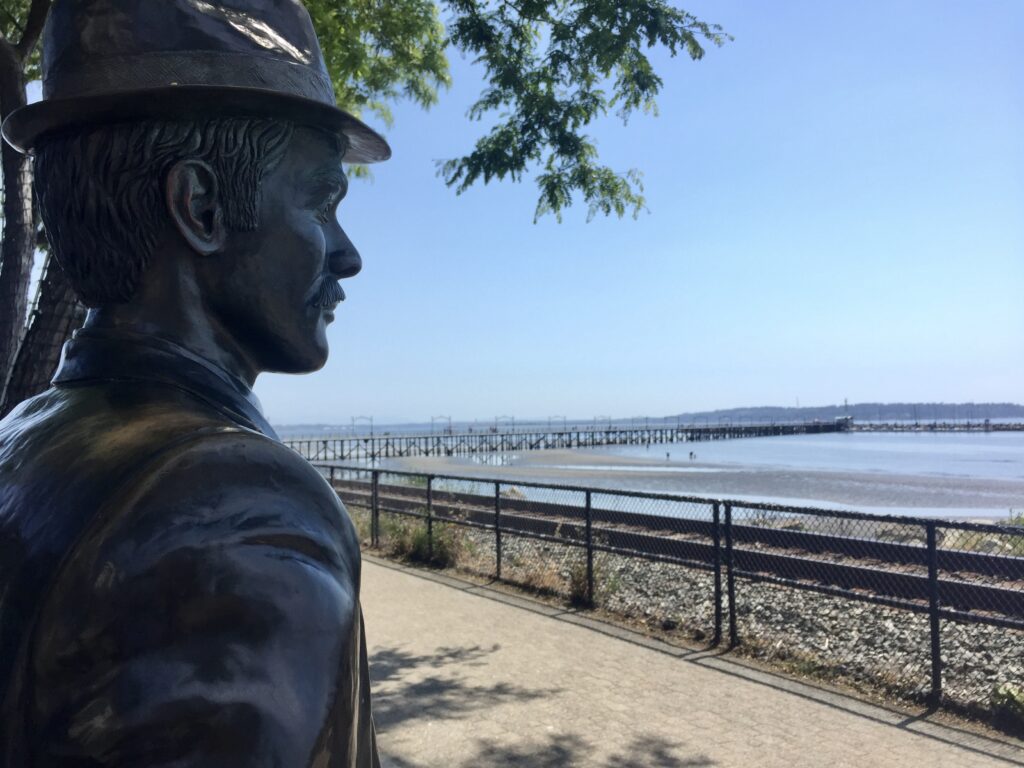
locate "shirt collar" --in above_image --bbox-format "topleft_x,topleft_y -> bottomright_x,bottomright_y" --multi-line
52,327 -> 279,440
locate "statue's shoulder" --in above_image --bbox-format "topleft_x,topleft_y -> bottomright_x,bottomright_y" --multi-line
133,425 -> 337,506
0,381 -> 353,563
107,426 -> 357,560
1,378 -> 249,463
32,426 -> 362,644
23,438 -> 366,766
116,428 -> 348,528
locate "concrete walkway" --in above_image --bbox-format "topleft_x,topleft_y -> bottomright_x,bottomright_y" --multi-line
361,557 -> 1024,768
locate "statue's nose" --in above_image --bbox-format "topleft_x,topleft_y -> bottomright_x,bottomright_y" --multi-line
328,226 -> 361,278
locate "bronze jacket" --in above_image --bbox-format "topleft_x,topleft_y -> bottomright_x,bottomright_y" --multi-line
0,329 -> 380,767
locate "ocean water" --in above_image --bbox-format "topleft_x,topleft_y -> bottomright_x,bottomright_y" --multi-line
578,431 -> 1024,482
432,431 -> 1024,520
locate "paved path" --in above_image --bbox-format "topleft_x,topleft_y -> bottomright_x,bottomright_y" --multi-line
361,557 -> 1024,768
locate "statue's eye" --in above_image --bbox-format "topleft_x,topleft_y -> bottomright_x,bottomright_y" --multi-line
315,195 -> 338,224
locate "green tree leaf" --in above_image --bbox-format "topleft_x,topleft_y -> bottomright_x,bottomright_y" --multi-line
440,0 -> 729,220
0,0 -> 41,78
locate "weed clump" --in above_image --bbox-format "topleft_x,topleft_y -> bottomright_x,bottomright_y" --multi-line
992,683 -> 1024,735
379,514 -> 464,569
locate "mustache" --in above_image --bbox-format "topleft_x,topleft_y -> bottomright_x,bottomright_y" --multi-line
309,277 -> 346,308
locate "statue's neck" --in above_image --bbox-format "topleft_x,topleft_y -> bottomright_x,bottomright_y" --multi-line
84,301 -> 259,388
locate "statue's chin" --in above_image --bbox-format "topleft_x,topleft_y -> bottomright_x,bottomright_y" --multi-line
265,342 -> 329,375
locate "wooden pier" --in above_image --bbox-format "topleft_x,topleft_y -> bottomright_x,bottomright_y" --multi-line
286,420 -> 849,462
850,421 -> 1024,433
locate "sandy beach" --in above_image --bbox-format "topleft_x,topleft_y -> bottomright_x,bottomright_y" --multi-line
379,449 -> 1024,518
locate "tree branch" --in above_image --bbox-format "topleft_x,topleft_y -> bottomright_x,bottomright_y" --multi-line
15,0 -> 50,61
0,36 -> 21,116
498,0 -> 548,26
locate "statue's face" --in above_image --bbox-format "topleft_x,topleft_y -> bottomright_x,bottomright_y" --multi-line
206,126 -> 359,375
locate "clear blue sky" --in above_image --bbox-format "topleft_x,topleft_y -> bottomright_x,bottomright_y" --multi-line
258,0 -> 1024,425
117,3 -> 1024,424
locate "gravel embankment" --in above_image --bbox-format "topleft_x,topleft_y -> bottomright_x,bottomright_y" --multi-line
357,507 -> 1024,724
461,526 -> 1019,717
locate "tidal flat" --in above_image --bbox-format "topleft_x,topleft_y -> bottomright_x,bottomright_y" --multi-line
381,433 -> 1024,520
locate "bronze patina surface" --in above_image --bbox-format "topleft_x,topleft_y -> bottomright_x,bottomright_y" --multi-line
0,1 -> 386,765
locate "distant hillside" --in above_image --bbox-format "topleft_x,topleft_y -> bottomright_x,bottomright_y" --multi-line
669,402 -> 1024,423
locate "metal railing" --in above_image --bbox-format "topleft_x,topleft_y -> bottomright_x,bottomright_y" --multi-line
315,463 -> 1024,718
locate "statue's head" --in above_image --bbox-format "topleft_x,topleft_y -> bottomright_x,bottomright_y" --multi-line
2,0 -> 390,377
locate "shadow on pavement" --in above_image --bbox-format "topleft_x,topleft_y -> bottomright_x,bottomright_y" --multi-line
381,733 -> 715,768
371,645 -> 715,766
607,735 -> 717,767
371,643 -> 499,685
467,733 -> 716,767
370,643 -> 560,732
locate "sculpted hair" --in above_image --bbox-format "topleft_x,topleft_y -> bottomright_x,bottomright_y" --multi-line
33,118 -> 294,307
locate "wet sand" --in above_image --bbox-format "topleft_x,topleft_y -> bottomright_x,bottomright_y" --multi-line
381,449 -> 1024,519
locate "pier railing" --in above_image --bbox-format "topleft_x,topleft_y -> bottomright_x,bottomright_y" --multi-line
314,463 -> 1023,724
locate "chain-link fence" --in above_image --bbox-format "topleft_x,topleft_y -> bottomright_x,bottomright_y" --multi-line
584,491 -> 722,643
322,465 -> 725,641
317,463 -> 1024,725
724,502 -> 1024,710
933,520 -> 1024,727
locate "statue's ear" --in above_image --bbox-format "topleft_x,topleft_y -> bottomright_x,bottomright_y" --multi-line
165,160 -> 226,256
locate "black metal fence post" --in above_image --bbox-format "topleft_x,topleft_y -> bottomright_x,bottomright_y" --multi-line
725,502 -> 738,647
495,482 -> 502,579
712,502 -> 722,646
585,490 -> 594,607
926,520 -> 942,706
371,470 -> 380,547
329,466 -> 336,486
426,475 -> 434,562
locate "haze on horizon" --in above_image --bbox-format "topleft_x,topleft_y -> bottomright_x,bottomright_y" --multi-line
254,0 -> 1023,426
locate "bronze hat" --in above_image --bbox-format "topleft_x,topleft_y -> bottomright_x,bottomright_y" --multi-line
1,0 -> 391,163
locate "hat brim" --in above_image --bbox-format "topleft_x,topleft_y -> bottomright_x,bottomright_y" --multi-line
1,85 -> 391,164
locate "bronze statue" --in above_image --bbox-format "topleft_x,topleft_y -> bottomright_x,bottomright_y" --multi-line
0,1 -> 389,764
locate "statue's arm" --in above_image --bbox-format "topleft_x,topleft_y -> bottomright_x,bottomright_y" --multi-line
29,432 -> 375,766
